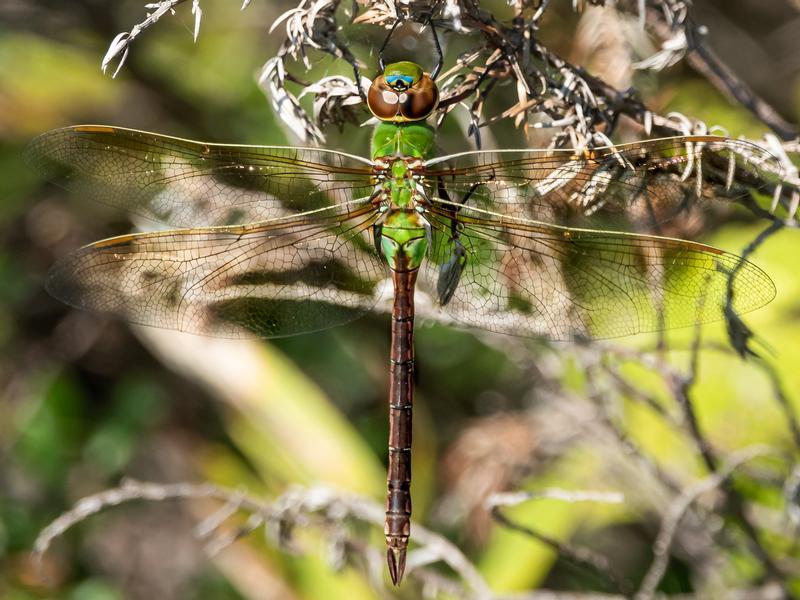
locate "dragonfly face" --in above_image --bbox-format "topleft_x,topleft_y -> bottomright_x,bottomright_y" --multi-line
26,56 -> 782,584
367,61 -> 439,123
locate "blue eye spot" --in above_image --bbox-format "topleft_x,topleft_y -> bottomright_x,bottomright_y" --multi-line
386,75 -> 415,87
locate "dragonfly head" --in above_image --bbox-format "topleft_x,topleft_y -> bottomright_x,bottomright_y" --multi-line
368,61 -> 439,123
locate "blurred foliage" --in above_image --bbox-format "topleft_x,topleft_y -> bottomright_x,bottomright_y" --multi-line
0,0 -> 799,599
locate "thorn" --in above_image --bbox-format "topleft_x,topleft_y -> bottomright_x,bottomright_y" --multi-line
387,547 -> 407,585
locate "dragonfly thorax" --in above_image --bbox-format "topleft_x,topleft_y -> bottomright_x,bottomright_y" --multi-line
371,122 -> 436,159
373,157 -> 431,272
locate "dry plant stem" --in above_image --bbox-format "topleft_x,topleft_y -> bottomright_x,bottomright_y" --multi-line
589,383 -> 684,496
99,1 -> 799,207
499,590 -> 783,600
586,354 -> 726,552
32,479 -> 266,560
486,489 -> 631,594
525,341 -> 792,595
407,571 -> 787,600
645,10 -> 798,141
102,0 -> 198,76
587,364 -> 733,578
672,324 -> 716,474
635,446 -> 775,600
756,359 -> 800,452
591,334 -> 795,584
670,321 -> 790,589
597,359 -> 678,425
725,220 -> 787,358
32,479 -> 492,596
687,44 -> 797,141
580,355 -> 686,496
488,490 -> 625,506
489,506 -> 632,594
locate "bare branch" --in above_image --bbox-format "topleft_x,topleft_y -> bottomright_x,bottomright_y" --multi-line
487,489 -> 625,508
102,1 -> 200,77
489,505 -> 633,595
33,479 -> 492,595
635,446 -> 776,600
641,4 -> 798,140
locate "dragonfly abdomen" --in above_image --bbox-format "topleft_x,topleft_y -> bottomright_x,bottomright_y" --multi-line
385,263 -> 418,585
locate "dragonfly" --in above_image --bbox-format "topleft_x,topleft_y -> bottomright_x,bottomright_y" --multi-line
27,60 -> 781,585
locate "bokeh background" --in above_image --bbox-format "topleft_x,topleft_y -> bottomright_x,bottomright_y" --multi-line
1,1 -> 799,598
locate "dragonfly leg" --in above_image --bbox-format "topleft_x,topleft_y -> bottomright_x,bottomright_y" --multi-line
378,18 -> 404,73
351,60 -> 368,104
428,14 -> 444,80
433,178 -> 479,304
437,239 -> 467,305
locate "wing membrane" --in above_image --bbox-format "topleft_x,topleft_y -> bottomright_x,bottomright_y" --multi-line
26,125 -> 376,227
421,202 -> 775,340
46,203 -> 387,338
425,136 -> 783,232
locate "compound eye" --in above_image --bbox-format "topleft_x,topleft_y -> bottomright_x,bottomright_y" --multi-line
400,74 -> 439,121
367,77 -> 401,120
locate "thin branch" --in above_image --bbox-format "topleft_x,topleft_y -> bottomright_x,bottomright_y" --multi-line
33,479 -> 492,596
669,305 -> 790,591
635,446 -> 775,600
488,489 -> 625,507
102,0 -> 197,77
670,314 -> 718,473
487,491 -> 633,594
755,359 -> 800,452
643,8 -> 797,141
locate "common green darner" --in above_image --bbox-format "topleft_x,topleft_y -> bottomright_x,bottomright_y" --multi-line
27,60 -> 781,585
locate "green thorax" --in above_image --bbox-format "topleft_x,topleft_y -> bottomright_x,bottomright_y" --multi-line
371,122 -> 436,160
371,123 -> 433,272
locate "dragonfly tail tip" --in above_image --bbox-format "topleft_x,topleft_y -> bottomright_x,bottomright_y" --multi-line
387,547 -> 407,585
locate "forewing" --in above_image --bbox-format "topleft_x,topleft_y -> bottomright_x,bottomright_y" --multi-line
425,136 -> 783,231
421,204 -> 775,340
26,125 -> 375,227
46,204 -> 387,338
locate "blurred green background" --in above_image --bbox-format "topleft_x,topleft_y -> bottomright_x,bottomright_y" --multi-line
1,1 -> 799,598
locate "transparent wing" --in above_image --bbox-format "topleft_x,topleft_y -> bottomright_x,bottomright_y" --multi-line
425,136 -> 783,232
26,125 -> 376,227
420,202 -> 775,340
46,203 -> 387,338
